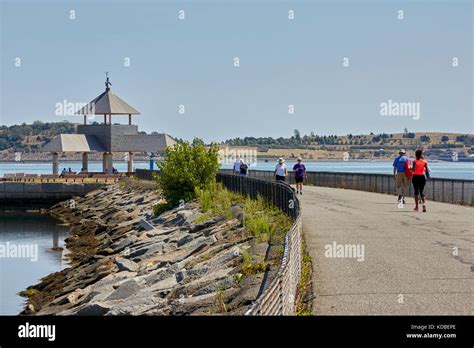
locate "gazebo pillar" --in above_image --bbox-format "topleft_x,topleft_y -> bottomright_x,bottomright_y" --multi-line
82,152 -> 89,172
102,152 -> 108,173
52,152 -> 59,175
107,152 -> 114,174
127,152 -> 133,173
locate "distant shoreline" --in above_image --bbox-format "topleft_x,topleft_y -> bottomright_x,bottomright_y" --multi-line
0,159 -> 458,164
0,160 -> 150,164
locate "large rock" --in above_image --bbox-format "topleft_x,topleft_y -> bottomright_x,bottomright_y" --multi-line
113,235 -> 138,253
144,264 -> 179,285
115,257 -> 139,272
189,219 -> 217,233
75,302 -> 111,316
127,243 -> 164,262
105,297 -> 167,316
138,219 -> 155,231
105,280 -> 143,301
177,235 -> 193,247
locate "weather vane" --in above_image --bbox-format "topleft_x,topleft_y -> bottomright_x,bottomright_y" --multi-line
105,72 -> 112,91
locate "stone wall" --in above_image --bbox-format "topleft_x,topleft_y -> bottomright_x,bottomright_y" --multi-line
0,182 -> 104,208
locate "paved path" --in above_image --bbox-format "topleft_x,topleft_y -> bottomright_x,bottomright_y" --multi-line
299,186 -> 474,315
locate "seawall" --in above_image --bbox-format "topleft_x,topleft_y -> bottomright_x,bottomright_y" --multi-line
0,182 -> 105,209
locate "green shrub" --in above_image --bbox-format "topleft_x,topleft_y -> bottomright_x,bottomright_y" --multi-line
156,138 -> 220,206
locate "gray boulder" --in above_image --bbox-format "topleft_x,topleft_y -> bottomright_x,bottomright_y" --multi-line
138,219 -> 155,231
76,302 -> 111,316
106,279 -> 143,301
115,257 -> 139,272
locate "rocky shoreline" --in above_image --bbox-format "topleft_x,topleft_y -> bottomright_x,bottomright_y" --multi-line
20,179 -> 280,315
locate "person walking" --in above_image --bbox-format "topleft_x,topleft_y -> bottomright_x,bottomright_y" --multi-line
274,157 -> 288,182
411,149 -> 430,212
239,160 -> 249,176
392,149 -> 410,204
293,157 -> 306,194
233,157 -> 241,175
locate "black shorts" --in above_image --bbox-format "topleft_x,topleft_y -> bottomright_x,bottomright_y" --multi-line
276,175 -> 285,182
295,176 -> 304,183
412,175 -> 426,196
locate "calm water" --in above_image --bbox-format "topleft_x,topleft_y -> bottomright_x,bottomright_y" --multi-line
1,160 -> 473,180
0,213 -> 70,315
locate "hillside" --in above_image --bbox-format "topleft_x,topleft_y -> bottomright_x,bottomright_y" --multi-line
0,121 -> 150,161
0,121 -> 75,151
225,130 -> 474,160
1,122 -> 473,161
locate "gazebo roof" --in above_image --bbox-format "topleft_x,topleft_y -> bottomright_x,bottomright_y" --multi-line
40,134 -> 106,152
75,89 -> 140,115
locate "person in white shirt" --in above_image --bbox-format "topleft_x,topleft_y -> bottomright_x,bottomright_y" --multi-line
233,157 -> 241,175
274,157 -> 288,182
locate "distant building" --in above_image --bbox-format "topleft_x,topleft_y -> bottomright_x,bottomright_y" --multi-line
437,151 -> 474,162
41,77 -> 175,174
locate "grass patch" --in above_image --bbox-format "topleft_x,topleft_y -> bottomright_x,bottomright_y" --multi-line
213,286 -> 229,314
192,212 -> 215,225
195,183 -> 291,245
243,195 -> 291,244
195,182 -> 243,219
151,198 -> 172,216
295,239 -> 313,316
240,249 -> 268,276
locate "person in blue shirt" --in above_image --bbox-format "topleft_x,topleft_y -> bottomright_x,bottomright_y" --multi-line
393,149 -> 410,204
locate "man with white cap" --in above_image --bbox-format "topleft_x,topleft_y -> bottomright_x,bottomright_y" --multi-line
274,157 -> 288,182
393,149 -> 410,204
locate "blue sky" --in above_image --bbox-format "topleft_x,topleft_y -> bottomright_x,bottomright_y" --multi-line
0,0 -> 472,142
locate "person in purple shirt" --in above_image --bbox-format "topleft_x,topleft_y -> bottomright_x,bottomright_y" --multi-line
293,157 -> 306,195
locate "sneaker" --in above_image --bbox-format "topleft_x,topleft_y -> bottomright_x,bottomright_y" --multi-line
296,190 -> 299,194
413,207 -> 419,212
422,205 -> 426,212
300,191 -> 303,195
402,198 -> 406,204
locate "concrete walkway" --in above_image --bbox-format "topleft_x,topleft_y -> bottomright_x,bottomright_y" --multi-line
299,186 -> 474,315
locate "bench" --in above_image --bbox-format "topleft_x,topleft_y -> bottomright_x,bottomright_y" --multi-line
62,174 -> 90,182
24,174 -> 39,182
40,174 -> 60,182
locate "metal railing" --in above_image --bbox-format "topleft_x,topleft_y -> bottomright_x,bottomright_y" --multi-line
216,173 -> 302,315
132,169 -> 304,314
219,169 -> 474,206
